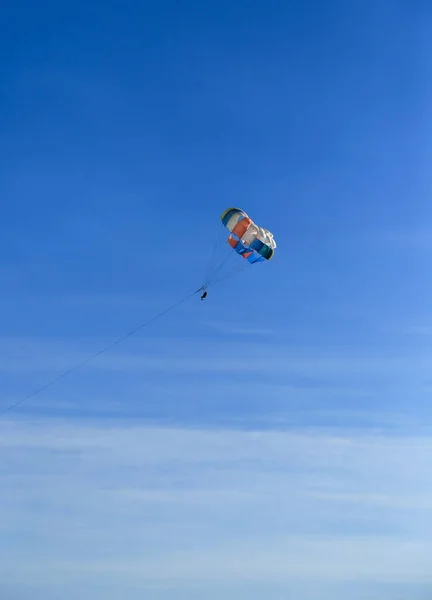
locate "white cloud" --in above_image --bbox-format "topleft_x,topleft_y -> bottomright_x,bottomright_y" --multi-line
1,335 -> 430,383
1,417 -> 432,599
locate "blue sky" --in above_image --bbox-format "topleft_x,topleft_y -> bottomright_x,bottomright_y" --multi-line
2,0 -> 432,598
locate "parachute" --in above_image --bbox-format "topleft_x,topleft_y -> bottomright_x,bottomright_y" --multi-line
202,207 -> 276,290
221,207 -> 276,263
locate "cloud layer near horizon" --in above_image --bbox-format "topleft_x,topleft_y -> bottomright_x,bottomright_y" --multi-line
1,418 -> 432,599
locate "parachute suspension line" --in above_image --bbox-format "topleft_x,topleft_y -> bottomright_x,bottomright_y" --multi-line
204,245 -> 238,287
202,222 -> 225,290
206,257 -> 252,289
0,289 -> 200,418
202,221 -> 246,290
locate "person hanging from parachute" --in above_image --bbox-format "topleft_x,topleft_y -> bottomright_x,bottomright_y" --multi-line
201,289 -> 207,300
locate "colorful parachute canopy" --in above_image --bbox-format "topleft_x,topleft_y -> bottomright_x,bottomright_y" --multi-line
221,208 -> 276,264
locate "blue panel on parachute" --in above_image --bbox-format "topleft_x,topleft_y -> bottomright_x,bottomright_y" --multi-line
232,239 -> 249,255
250,239 -> 264,252
247,251 -> 265,264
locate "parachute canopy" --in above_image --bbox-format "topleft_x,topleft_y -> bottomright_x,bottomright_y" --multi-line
202,207 -> 276,290
221,207 -> 276,264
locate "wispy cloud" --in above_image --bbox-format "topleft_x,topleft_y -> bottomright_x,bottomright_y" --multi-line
1,335 -> 430,380
1,418 -> 432,599
390,323 -> 432,336
204,319 -> 276,337
377,227 -> 432,251
2,334 -> 431,432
